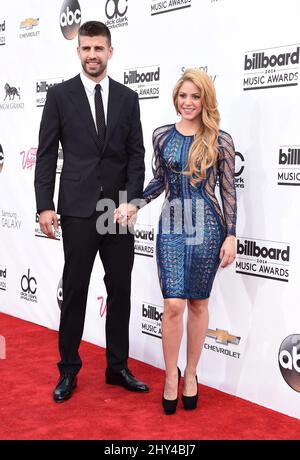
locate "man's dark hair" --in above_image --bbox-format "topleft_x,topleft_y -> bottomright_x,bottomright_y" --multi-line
78,21 -> 111,47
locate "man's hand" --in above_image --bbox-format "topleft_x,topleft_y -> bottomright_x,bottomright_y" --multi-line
39,210 -> 59,239
114,203 -> 138,227
219,235 -> 236,268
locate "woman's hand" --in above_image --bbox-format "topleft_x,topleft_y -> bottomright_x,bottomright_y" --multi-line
219,235 -> 236,268
114,203 -> 138,227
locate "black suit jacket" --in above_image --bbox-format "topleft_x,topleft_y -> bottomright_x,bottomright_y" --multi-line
34,74 -> 145,217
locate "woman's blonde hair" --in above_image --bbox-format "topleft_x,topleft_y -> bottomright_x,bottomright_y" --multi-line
173,68 -> 220,186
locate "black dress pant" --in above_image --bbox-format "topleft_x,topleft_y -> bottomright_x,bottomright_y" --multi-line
57,209 -> 134,376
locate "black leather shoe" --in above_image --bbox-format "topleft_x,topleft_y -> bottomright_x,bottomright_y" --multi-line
162,367 -> 181,415
53,374 -> 77,403
182,375 -> 198,410
105,367 -> 149,392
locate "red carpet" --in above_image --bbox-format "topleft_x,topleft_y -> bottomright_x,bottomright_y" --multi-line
0,312 -> 299,440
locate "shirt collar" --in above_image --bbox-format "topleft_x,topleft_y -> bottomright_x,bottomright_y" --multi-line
80,72 -> 109,94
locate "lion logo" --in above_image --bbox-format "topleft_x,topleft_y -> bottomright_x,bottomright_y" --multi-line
4,83 -> 20,101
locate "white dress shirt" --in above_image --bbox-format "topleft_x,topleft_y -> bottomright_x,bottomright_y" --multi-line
80,72 -> 109,128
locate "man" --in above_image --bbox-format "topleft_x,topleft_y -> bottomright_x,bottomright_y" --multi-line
34,21 -> 148,402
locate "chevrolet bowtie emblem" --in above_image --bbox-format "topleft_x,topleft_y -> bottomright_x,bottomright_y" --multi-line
207,328 -> 241,346
20,18 -> 39,30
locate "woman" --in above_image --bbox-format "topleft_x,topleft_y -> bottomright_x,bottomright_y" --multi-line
121,69 -> 236,414
141,69 -> 237,414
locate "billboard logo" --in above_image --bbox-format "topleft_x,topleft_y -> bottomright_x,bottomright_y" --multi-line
151,0 -> 192,16
134,224 -> 155,257
277,146 -> 300,186
36,78 -> 64,107
124,65 -> 160,99
236,237 -> 290,282
243,44 -> 299,91
141,302 -> 163,339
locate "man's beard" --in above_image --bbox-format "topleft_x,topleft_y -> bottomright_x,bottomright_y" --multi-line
82,61 -> 107,78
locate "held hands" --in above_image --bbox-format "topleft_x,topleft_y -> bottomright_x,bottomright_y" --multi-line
114,202 -> 138,227
219,235 -> 236,268
39,210 -> 59,239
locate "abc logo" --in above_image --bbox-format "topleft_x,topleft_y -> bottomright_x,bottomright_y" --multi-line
57,278 -> 63,309
278,334 -> 300,392
60,0 -> 81,40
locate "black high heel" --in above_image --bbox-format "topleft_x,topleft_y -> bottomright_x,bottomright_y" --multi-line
182,375 -> 198,410
162,367 -> 181,415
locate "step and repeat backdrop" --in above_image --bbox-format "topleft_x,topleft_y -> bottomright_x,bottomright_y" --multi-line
1,0 -> 300,419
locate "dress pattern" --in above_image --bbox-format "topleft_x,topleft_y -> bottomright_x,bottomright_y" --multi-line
142,124 -> 237,299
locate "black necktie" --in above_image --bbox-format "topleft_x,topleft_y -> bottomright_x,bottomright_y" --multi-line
94,84 -> 106,146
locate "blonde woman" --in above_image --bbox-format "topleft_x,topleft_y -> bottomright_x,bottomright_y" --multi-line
142,69 -> 237,414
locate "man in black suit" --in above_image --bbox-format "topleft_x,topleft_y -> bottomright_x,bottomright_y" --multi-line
34,21 -> 148,402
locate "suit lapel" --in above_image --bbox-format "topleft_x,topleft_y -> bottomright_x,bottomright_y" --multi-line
104,78 -> 125,151
68,74 -> 100,150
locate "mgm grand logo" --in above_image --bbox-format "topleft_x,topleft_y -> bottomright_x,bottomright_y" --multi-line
4,83 -> 20,100
1,83 -> 24,110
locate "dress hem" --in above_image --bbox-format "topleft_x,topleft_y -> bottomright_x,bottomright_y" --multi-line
162,295 -> 210,300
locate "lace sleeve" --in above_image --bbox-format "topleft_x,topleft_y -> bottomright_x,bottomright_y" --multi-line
141,128 -> 165,207
218,132 -> 237,236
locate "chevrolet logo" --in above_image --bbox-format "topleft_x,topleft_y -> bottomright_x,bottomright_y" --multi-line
207,328 -> 241,346
20,18 -> 39,30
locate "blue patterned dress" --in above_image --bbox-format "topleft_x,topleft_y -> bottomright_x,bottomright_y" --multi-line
142,124 -> 237,300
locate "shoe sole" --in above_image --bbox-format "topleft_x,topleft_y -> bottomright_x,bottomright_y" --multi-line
106,380 -> 149,392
